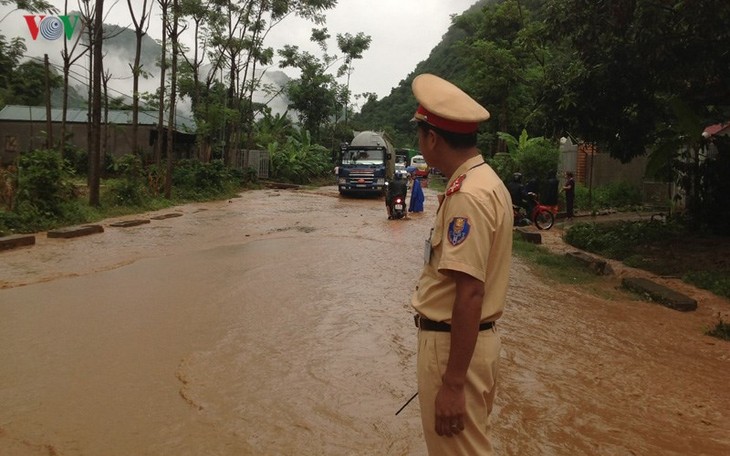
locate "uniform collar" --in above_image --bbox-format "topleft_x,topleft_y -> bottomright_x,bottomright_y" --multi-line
438,155 -> 485,210
446,155 -> 485,189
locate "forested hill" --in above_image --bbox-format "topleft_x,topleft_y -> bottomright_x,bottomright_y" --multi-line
351,0 -> 495,148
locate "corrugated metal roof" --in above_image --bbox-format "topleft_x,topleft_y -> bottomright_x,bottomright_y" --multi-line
703,122 -> 730,138
0,105 -> 195,132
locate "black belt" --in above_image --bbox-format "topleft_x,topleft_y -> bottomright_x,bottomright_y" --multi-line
414,315 -> 494,332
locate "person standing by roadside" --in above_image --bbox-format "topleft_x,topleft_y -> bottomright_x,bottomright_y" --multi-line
562,171 -> 575,220
409,171 -> 425,212
410,73 -> 513,455
543,170 -> 560,214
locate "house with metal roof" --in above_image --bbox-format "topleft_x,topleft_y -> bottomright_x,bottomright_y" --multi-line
0,105 -> 196,165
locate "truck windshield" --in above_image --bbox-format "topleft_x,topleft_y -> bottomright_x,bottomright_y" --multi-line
342,148 -> 384,165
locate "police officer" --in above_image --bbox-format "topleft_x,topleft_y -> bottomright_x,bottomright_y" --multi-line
410,74 -> 513,455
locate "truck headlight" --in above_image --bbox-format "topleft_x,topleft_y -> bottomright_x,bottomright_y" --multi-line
338,178 -> 346,184
376,178 -> 385,185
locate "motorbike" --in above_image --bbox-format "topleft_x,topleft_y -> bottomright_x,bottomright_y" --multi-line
513,192 -> 555,230
385,181 -> 407,220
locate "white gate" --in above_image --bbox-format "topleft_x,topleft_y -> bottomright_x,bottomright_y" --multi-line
234,149 -> 270,178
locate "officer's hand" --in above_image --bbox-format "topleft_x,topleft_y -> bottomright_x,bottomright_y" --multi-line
434,382 -> 465,437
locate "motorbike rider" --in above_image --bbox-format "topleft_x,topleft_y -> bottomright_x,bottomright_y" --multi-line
385,172 -> 409,219
507,173 -> 528,210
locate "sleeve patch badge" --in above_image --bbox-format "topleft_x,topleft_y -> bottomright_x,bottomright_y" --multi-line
448,217 -> 470,246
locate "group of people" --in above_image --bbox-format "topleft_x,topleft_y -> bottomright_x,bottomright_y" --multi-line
506,169 -> 575,222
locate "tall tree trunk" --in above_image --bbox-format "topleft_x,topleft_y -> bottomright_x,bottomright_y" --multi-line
131,31 -> 142,156
89,0 -> 104,207
103,68 -> 111,165
156,0 -> 169,166
44,54 -> 53,149
127,0 -> 152,159
165,0 -> 179,199
61,0 -> 86,159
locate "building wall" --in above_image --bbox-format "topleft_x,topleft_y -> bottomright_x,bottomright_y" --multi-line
1,120 -> 155,164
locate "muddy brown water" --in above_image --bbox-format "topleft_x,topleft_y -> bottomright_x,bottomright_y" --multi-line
1,186 -> 728,455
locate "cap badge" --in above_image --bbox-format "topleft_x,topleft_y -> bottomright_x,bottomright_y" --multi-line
446,174 -> 466,196
448,217 -> 470,246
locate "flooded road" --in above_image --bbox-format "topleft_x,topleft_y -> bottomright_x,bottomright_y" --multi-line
1,186 -> 729,455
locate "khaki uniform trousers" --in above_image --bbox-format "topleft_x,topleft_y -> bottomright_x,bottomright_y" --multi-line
417,326 -> 501,455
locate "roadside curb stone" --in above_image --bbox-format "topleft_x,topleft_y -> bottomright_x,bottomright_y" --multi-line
47,224 -> 104,239
109,219 -> 151,228
516,227 -> 541,244
0,234 -> 36,251
622,277 -> 698,312
151,213 -> 183,220
565,251 -> 614,275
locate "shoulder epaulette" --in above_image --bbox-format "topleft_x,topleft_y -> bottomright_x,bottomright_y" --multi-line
446,173 -> 466,196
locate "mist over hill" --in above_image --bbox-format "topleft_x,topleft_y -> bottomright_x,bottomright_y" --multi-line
22,13 -> 291,117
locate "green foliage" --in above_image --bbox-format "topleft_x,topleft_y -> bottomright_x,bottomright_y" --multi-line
564,219 -> 684,260
268,129 -> 332,184
486,152 -> 515,182
106,155 -> 146,206
16,149 -> 75,216
684,272 -> 730,301
278,45 -> 338,142
512,237 -> 599,285
545,0 -> 730,162
172,159 -> 241,199
575,181 -> 643,213
512,137 -> 559,183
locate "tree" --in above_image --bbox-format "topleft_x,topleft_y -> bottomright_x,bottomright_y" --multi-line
0,0 -> 56,14
126,0 -> 154,156
545,0 -> 730,163
278,44 -> 336,142
155,0 -> 171,166
335,31 -> 371,125
59,0 -> 87,156
455,0 -> 543,154
89,0 -> 104,206
0,35 -> 25,107
165,0 -> 181,198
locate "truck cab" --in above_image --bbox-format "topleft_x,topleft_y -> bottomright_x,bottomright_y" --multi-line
337,131 -> 395,196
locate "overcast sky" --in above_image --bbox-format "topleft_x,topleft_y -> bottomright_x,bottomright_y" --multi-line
1,0 -> 478,101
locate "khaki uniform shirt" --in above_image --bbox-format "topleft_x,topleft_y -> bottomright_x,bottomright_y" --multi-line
411,155 -> 513,323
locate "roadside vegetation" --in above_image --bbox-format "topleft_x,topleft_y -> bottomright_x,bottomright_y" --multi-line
512,237 -> 602,287
563,218 -> 730,341
0,149 -> 257,236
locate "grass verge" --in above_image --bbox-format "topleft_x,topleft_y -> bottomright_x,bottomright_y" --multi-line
512,237 -> 601,285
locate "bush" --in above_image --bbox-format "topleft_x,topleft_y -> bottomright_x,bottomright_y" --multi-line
172,159 -> 240,199
576,181 -> 643,213
16,149 -> 75,216
563,219 -> 684,260
63,144 -> 114,177
513,138 -> 560,183
106,154 -> 146,206
268,130 -> 333,184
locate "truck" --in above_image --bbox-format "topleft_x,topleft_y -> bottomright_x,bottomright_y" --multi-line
337,131 -> 396,196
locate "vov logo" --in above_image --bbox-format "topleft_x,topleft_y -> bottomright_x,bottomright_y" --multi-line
24,15 -> 81,41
